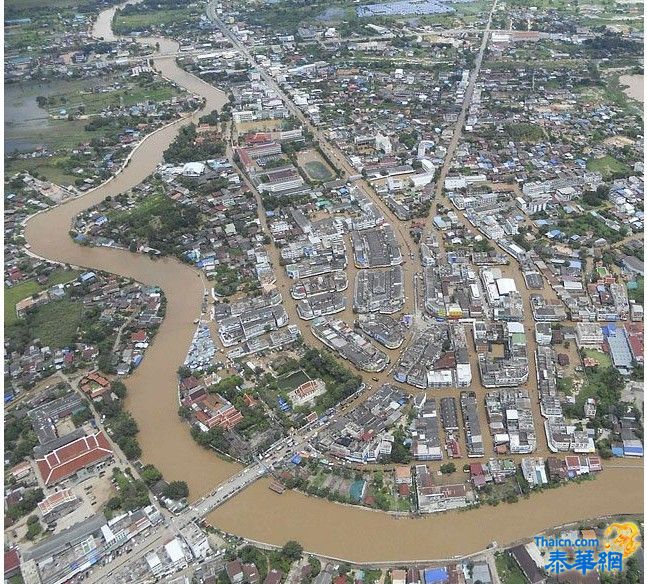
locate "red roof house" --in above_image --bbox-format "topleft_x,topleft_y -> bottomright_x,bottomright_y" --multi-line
4,548 -> 20,579
194,394 -> 243,430
130,330 -> 148,343
36,432 -> 113,486
80,371 -> 111,399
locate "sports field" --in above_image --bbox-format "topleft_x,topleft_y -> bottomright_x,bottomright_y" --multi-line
297,149 -> 335,182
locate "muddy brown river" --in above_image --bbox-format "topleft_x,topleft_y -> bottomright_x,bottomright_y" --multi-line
20,2 -> 643,562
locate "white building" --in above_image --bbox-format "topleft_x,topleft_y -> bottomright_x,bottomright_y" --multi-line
146,553 -> 164,577
521,457 -> 548,488
375,133 -> 392,154
182,162 -> 206,177
535,323 -> 553,346
575,323 -> 603,348
410,172 -> 435,189
456,363 -> 472,387
165,538 -> 188,571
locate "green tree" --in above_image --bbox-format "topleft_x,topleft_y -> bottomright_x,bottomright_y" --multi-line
163,481 -> 189,500
119,437 -> 142,460
177,365 -> 192,378
281,540 -> 303,561
140,464 -> 163,486
111,380 -> 127,399
26,515 -> 42,540
389,428 -> 412,464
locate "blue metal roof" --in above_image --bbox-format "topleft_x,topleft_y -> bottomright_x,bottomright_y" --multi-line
424,568 -> 448,584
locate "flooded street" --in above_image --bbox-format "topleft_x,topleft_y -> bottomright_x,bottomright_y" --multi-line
20,1 -> 643,562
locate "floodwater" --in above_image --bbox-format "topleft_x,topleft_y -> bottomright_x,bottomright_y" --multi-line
24,12 -> 238,496
21,1 -> 643,562
5,80 -> 74,152
619,74 -> 645,103
210,464 -> 643,562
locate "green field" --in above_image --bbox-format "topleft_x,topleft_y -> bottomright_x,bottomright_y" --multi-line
6,118 -> 120,154
504,123 -> 546,143
6,0 -> 85,10
29,300 -> 84,348
628,277 -> 643,303
107,192 -> 169,223
6,156 -> 81,187
113,7 -> 197,34
583,349 -> 612,369
4,268 -> 81,326
495,552 -> 528,584
44,82 -> 182,117
276,369 -> 311,391
586,155 -> 631,179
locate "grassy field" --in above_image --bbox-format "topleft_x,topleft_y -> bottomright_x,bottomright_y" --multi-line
45,82 -> 182,117
504,122 -> 547,143
586,155 -> 631,179
30,300 -> 84,348
4,269 -> 81,326
6,118 -> 118,153
5,156 -> 80,186
628,277 -> 643,303
495,552 -> 528,584
107,192 -> 167,222
6,0 -> 85,10
276,369 -> 311,392
583,349 -> 612,369
5,281 -> 40,327
113,7 -> 197,34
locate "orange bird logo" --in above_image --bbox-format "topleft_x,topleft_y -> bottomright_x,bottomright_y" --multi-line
604,522 -> 641,558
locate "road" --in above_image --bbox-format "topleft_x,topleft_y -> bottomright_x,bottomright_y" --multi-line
206,1 -> 422,325
88,389 -> 361,583
431,0 -> 498,203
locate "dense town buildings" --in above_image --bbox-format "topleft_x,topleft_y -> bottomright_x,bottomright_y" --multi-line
3,0 -> 644,578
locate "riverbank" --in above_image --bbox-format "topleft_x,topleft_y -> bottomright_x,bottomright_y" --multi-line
208,464 -> 642,563
214,512 -> 645,568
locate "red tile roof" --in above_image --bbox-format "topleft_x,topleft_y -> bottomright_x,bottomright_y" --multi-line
447,439 -> 461,458
36,432 -> 113,486
628,335 -> 643,361
131,330 -> 148,343
469,463 -> 484,476
4,548 -> 20,577
587,455 -> 602,472
564,455 -> 581,470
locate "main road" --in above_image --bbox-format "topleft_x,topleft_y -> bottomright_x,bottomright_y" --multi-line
431,0 -> 498,203
206,1 -> 422,323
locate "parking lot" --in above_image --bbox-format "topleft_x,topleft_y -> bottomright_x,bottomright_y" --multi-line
53,464 -> 118,534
